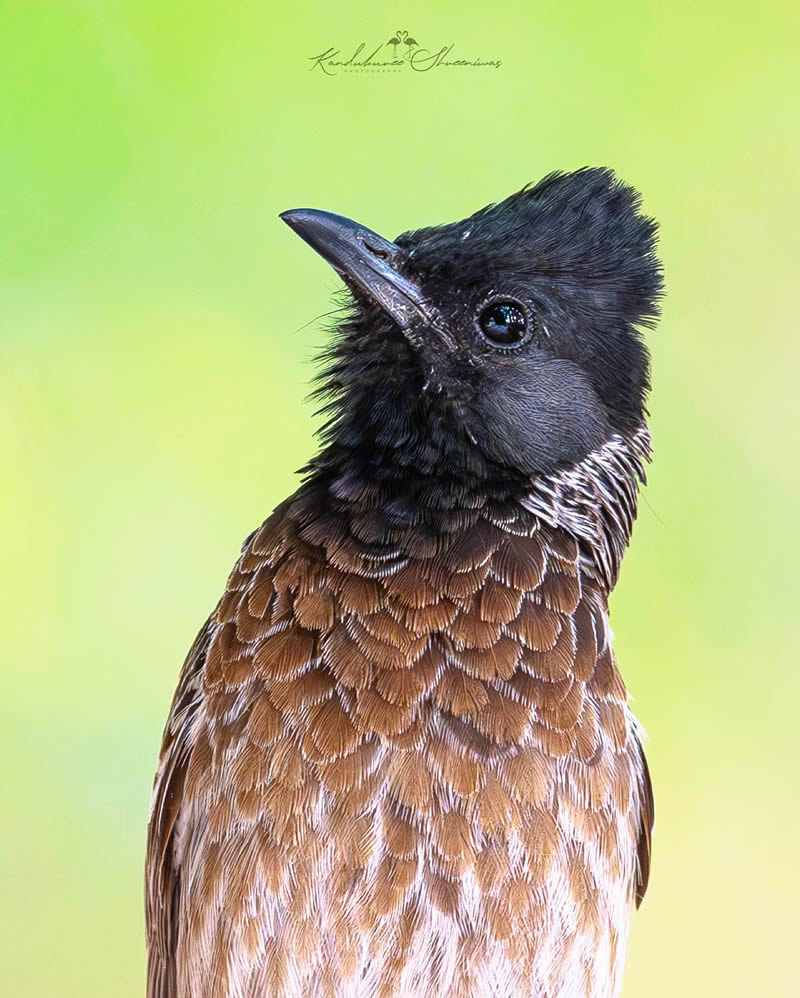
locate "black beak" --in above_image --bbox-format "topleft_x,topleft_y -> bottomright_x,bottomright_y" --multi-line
280,208 -> 433,331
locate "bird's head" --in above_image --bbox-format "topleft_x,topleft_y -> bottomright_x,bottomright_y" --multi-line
281,168 -> 662,482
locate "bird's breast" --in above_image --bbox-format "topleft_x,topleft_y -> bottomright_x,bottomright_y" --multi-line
174,496 -> 649,998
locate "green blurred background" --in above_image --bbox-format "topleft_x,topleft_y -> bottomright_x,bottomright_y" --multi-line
2,2 -> 798,995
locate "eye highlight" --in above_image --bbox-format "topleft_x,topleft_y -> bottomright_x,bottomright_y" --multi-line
477,299 -> 529,346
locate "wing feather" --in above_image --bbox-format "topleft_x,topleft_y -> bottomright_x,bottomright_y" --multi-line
634,739 -> 654,907
145,620 -> 213,998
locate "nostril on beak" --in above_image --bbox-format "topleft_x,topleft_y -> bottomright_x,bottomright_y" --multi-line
362,238 -> 390,261
362,237 -> 406,274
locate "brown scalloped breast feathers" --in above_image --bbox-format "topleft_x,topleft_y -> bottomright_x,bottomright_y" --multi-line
146,443 -> 654,998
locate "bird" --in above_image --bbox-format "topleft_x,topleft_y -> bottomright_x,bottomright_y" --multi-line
146,167 -> 662,998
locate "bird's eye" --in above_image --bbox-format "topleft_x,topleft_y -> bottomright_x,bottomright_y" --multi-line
477,300 -> 529,346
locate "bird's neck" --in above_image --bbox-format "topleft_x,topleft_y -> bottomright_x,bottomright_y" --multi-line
518,425 -> 651,589
300,425 -> 650,593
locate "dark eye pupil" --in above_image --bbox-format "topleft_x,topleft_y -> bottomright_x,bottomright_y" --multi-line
479,301 -> 528,345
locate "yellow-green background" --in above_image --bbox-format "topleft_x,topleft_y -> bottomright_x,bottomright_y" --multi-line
2,2 -> 798,995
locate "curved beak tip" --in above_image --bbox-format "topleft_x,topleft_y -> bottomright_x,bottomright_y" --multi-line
279,208 -> 312,227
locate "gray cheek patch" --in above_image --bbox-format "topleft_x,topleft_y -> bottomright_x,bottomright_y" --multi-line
468,358 -> 612,475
